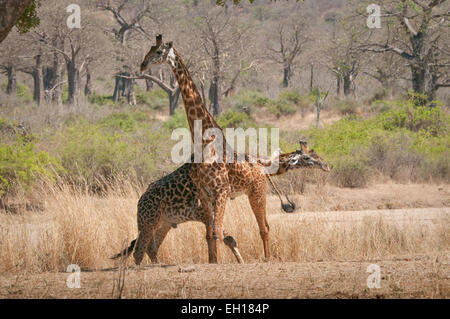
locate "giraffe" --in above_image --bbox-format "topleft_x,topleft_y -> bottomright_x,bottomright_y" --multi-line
111,142 -> 330,265
140,35 -> 233,263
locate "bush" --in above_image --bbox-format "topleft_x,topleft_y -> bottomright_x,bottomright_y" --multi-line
367,133 -> 424,181
99,112 -> 147,132
279,90 -> 313,117
0,140 -> 60,196
53,120 -> 172,188
16,83 -> 33,103
216,110 -> 256,129
302,96 -> 450,183
379,102 -> 448,136
334,98 -> 360,116
88,93 -> 114,106
163,108 -> 188,131
232,89 -> 270,108
330,156 -> 372,188
136,88 -> 169,110
268,99 -> 297,118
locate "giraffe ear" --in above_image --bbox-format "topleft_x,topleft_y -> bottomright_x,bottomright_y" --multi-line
167,41 -> 173,48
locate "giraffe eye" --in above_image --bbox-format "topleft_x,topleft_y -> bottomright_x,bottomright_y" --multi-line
156,50 -> 162,54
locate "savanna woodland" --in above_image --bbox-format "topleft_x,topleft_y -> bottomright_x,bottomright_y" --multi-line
0,0 -> 448,299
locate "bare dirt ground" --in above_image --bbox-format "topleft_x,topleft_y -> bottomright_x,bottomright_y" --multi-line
1,252 -> 448,299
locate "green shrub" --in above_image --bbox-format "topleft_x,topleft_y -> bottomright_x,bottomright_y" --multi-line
368,100 -> 394,114
163,108 -> 188,131
379,102 -> 448,136
330,156 -> 372,188
0,140 -> 60,196
268,99 -> 297,118
216,110 -> 256,129
16,83 -> 33,103
302,96 -> 450,183
278,90 -> 314,117
53,120 -> 173,188
88,93 -> 114,106
366,133 -> 424,181
334,98 -> 359,116
136,88 -> 169,110
232,89 -> 270,108
99,112 -> 147,132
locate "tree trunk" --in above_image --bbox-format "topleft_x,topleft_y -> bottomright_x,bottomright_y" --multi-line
282,65 -> 291,88
343,73 -> 351,96
315,105 -> 321,128
309,63 -> 314,93
145,69 -> 153,91
67,60 -> 80,106
84,65 -> 92,97
5,63 -> 16,94
125,77 -> 136,105
32,54 -> 44,106
113,74 -> 123,102
336,76 -> 341,96
169,87 -> 181,115
44,48 -> 65,105
209,78 -> 220,116
113,72 -> 135,105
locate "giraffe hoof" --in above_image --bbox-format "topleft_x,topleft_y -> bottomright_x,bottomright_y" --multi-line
223,235 -> 237,248
281,197 -> 296,213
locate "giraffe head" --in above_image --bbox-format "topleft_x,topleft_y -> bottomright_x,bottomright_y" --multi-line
140,34 -> 176,72
277,140 -> 330,174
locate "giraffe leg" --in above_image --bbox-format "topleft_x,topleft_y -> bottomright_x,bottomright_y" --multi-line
146,222 -> 171,263
204,220 -> 216,263
210,189 -> 228,263
133,228 -> 153,266
248,191 -> 270,260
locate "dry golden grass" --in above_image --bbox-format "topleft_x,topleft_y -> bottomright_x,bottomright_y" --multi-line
0,182 -> 449,275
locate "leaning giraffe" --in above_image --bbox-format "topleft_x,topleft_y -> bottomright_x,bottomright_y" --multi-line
112,142 -> 330,265
141,35 -> 233,263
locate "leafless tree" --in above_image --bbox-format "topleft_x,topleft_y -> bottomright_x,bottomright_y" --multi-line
193,5 -> 251,115
359,0 -> 449,100
97,0 -> 153,46
267,22 -> 309,88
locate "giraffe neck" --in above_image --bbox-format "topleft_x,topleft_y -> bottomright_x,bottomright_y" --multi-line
168,48 -> 221,140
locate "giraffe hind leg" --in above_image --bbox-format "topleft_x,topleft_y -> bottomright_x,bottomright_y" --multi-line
146,222 -> 172,263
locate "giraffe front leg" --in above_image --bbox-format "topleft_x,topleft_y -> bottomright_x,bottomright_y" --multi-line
248,191 -> 270,260
204,221 -> 216,263
211,189 -> 229,264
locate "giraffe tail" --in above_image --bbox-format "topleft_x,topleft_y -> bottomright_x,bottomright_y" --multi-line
110,239 -> 137,260
265,174 -> 296,213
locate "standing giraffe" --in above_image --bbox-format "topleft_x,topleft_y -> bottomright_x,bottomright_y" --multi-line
141,35 -> 231,263
112,142 -> 330,265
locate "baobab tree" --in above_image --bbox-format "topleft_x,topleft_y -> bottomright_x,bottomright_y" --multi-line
267,22 -> 309,88
359,0 -> 449,100
192,4 -> 252,115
